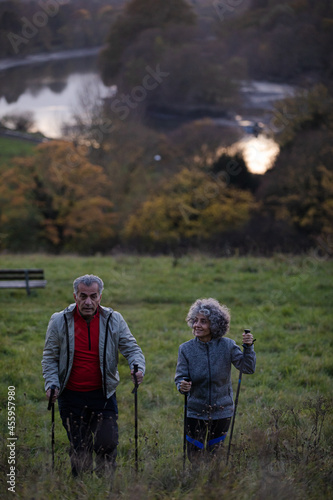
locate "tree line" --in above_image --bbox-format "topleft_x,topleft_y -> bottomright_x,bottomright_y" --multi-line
98,0 -> 333,116
0,0 -> 332,255
0,83 -> 332,255
0,0 -> 122,58
2,0 -> 332,86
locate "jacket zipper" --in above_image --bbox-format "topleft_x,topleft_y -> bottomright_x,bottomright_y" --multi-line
87,322 -> 91,350
103,313 -> 113,396
63,314 -> 70,390
206,343 -> 212,407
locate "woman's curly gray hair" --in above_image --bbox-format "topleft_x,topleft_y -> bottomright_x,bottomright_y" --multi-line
186,298 -> 230,339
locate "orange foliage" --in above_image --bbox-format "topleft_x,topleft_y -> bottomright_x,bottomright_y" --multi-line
123,168 -> 256,245
0,141 -> 116,252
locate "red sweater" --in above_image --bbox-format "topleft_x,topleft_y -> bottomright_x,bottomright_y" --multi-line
66,307 -> 102,391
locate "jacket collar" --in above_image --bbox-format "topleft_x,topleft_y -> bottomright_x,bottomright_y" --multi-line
194,336 -> 218,345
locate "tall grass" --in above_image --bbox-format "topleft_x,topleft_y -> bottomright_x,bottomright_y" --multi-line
0,253 -> 332,499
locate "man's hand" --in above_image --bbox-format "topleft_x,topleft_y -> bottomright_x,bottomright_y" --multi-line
131,370 -> 143,386
46,387 -> 59,403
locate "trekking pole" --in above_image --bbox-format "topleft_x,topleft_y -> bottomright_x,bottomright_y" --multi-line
183,378 -> 190,471
226,330 -> 255,464
132,364 -> 139,473
47,385 -> 56,471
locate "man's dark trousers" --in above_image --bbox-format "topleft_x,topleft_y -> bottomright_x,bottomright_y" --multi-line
58,388 -> 118,477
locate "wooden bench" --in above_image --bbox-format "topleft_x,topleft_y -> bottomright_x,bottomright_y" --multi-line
0,269 -> 47,295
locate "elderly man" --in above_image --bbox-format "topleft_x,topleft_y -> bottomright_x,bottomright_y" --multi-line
42,274 -> 145,477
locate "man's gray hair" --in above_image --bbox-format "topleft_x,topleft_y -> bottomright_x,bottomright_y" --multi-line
73,275 -> 104,295
186,298 -> 230,339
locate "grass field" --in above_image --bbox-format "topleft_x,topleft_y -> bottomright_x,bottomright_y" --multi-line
0,136 -> 37,170
0,253 -> 332,499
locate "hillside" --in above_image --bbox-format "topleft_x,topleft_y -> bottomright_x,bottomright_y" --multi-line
0,253 -> 332,499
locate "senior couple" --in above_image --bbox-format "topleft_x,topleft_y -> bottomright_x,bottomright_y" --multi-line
42,274 -> 256,476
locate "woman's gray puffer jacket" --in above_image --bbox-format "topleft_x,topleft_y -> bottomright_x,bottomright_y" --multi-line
175,336 -> 256,419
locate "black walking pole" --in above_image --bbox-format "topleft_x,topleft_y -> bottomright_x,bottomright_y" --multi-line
183,378 -> 190,471
47,385 -> 56,471
226,330 -> 254,464
132,364 -> 139,473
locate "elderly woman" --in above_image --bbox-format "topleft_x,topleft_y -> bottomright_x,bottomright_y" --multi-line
175,298 -> 256,462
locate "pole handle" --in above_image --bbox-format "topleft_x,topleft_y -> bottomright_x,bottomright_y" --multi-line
243,329 -> 256,347
132,364 -> 139,393
134,363 -> 139,386
47,385 -> 56,411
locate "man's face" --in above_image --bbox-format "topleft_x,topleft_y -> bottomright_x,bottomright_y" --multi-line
74,282 -> 102,320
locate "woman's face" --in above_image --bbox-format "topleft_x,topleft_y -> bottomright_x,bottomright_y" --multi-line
192,313 -> 212,342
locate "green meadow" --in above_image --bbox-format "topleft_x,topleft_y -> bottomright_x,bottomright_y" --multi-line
0,137 -> 36,170
0,253 -> 332,499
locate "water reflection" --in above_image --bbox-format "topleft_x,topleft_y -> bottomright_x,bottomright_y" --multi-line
0,56 -> 96,103
0,73 -> 107,138
231,135 -> 280,174
0,55 -> 286,172
0,56 -> 111,138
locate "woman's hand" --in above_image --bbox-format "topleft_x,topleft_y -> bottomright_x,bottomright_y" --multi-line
180,379 -> 192,393
242,331 -> 254,346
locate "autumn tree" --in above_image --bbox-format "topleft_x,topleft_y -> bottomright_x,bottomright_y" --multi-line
210,152 -> 260,193
215,0 -> 333,83
0,1 -> 119,57
143,41 -> 240,111
258,85 -> 333,246
271,84 -> 333,148
0,161 -> 40,251
122,167 -> 256,251
99,0 -> 196,82
258,129 -> 333,242
0,141 -> 116,253
167,119 -> 241,171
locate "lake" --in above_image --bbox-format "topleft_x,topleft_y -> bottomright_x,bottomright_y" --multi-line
0,48 -> 112,138
0,49 -> 295,173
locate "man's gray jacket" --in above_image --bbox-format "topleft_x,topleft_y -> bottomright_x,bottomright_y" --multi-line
175,336 -> 256,419
42,304 -> 145,398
